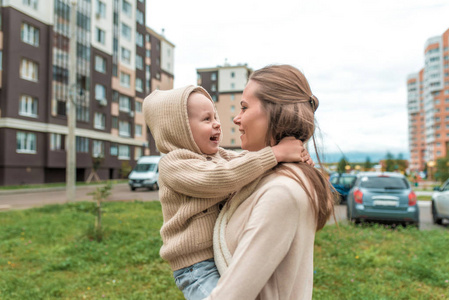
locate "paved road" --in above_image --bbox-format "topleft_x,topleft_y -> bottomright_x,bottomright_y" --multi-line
0,184 -> 447,231
0,183 -> 159,210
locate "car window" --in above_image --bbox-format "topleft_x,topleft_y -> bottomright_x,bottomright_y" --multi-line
134,163 -> 157,172
442,182 -> 449,191
340,177 -> 356,186
359,176 -> 409,189
330,176 -> 339,184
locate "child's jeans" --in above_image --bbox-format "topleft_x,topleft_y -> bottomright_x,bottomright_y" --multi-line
173,258 -> 220,300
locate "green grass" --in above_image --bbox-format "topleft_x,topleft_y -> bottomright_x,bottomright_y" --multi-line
0,180 -> 127,191
417,195 -> 432,201
1,202 -> 448,299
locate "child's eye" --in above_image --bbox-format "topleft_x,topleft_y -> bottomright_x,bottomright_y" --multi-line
204,117 -> 210,121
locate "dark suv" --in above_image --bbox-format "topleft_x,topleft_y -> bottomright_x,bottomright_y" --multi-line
329,173 -> 357,203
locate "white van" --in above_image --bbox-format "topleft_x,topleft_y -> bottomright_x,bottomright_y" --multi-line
128,156 -> 162,191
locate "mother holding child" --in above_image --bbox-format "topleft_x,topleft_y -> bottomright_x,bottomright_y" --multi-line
144,64 -> 335,300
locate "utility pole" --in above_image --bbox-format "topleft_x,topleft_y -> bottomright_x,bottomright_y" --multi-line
66,0 -> 77,202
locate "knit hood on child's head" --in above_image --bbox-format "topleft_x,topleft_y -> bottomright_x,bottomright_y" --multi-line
143,85 -> 215,154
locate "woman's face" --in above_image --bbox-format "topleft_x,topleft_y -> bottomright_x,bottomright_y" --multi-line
233,80 -> 269,151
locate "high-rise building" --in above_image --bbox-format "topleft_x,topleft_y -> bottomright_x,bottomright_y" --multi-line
197,63 -> 252,149
408,28 -> 449,172
0,0 -> 174,185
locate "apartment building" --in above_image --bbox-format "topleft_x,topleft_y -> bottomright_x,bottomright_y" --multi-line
408,28 -> 449,172
0,0 -> 174,185
197,63 -> 252,149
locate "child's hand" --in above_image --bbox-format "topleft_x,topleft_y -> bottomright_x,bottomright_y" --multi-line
272,137 -> 315,166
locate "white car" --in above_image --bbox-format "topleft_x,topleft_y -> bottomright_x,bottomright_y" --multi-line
431,179 -> 449,224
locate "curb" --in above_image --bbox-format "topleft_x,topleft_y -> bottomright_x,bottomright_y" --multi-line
0,183 -> 128,196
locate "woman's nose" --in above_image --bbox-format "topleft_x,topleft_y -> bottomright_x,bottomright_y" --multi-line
233,115 -> 240,125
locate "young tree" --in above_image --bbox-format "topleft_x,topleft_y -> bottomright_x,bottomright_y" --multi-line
385,152 -> 395,172
338,157 -> 348,173
364,156 -> 373,171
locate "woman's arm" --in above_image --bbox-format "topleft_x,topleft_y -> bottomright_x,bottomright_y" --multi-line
206,184 -> 302,299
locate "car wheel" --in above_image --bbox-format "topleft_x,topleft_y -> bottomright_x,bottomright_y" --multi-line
150,182 -> 158,191
432,202 -> 443,225
130,186 -> 136,191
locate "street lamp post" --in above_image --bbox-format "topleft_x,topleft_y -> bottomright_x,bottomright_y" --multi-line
66,0 -> 77,202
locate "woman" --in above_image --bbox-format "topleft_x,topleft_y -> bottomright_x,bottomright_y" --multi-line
207,65 -> 335,299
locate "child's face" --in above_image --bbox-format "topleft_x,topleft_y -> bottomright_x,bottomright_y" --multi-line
187,92 -> 221,155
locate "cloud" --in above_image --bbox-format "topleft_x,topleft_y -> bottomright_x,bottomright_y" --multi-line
146,0 -> 449,155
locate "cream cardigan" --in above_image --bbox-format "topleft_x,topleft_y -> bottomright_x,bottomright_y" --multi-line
209,163 -> 317,300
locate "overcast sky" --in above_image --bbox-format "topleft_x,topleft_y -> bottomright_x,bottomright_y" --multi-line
146,0 -> 449,156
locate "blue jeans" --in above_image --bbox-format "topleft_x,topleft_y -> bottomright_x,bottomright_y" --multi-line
173,259 -> 220,300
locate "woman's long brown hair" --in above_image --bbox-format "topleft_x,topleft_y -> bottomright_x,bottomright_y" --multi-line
250,65 -> 336,231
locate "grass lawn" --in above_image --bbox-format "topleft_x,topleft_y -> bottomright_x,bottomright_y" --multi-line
0,180 -> 128,191
1,201 -> 448,299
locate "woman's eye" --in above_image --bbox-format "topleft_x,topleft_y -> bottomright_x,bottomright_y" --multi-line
241,106 -> 247,111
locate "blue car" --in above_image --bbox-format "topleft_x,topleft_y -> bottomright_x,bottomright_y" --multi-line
346,172 -> 419,226
329,173 -> 357,203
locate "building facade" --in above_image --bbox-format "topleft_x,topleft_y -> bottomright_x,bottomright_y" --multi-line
0,0 -> 174,185
197,63 -> 252,149
408,28 -> 449,172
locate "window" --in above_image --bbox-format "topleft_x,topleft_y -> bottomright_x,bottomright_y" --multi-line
120,71 -> 131,88
231,72 -> 235,78
135,124 -> 142,137
135,101 -> 142,112
20,58 -> 38,81
110,143 -> 118,156
119,96 -> 131,112
136,54 -> 143,70
118,145 -> 130,159
146,34 -> 150,43
95,55 -> 106,73
212,95 -> 217,102
77,43 -> 90,61
23,0 -> 38,9
136,78 -> 143,92
50,133 -> 64,150
93,140 -> 104,157
96,27 -> 105,44
135,147 -> 142,159
211,84 -> 216,92
146,49 -> 151,57
211,73 -> 217,81
16,132 -> 36,153
122,0 -> 132,17
231,139 -> 235,145
231,105 -> 235,112
231,83 -> 235,89
94,112 -> 106,130
230,94 -> 235,101
0,51 -> 2,71
136,9 -> 144,25
136,32 -> 144,47
121,47 -> 131,64
231,128 -> 235,134
19,95 -> 38,117
121,23 -> 131,40
95,84 -> 106,101
119,121 -> 131,137
96,0 -> 106,19
112,116 -> 118,129
76,136 -> 89,153
21,23 -> 39,46
56,100 -> 66,116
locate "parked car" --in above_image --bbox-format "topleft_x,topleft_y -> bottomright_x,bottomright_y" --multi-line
128,156 -> 161,191
329,173 -> 357,203
431,179 -> 449,225
346,172 -> 419,226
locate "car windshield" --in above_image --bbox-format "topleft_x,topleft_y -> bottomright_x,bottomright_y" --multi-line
340,177 -> 356,186
133,163 -> 157,173
360,176 -> 409,190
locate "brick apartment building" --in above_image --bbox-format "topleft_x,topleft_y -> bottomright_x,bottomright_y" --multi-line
0,0 -> 174,185
408,28 -> 449,172
196,63 -> 252,149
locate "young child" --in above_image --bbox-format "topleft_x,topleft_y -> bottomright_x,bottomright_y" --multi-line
143,85 -> 307,300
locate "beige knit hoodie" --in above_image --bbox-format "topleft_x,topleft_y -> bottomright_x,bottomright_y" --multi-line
143,85 -> 278,271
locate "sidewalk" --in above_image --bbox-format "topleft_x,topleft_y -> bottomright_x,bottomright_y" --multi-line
0,183 -> 142,211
